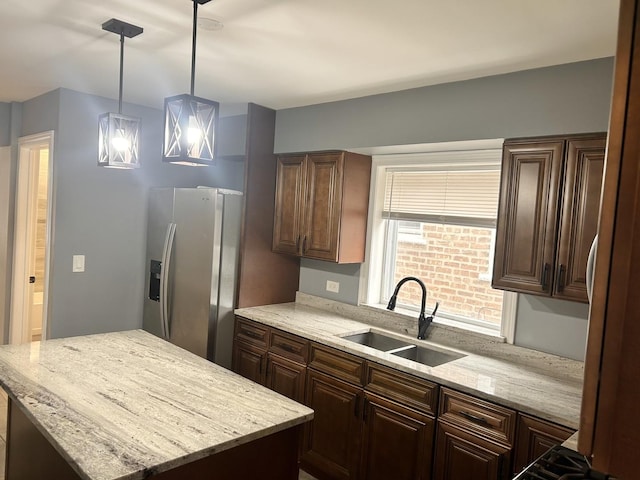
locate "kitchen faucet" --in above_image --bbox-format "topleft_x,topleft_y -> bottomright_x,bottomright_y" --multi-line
386,276 -> 439,340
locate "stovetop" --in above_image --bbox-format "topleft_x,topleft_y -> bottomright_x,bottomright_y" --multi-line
514,445 -> 617,480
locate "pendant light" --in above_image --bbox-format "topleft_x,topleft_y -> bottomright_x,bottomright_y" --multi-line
98,19 -> 143,169
162,0 -> 219,166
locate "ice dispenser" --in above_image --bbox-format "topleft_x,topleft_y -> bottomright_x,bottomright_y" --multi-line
149,260 -> 161,301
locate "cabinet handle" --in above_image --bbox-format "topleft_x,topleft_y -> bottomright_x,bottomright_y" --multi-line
460,410 -> 489,425
363,398 -> 369,423
296,235 -> 301,252
556,264 -> 566,292
243,330 -> 263,340
541,263 -> 550,291
277,343 -> 297,353
302,236 -> 307,253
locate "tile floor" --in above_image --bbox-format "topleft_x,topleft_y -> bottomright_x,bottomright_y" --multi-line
0,390 -> 315,480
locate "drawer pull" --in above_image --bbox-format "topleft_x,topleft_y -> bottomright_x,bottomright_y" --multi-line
460,410 -> 489,425
243,330 -> 263,340
277,343 -> 297,353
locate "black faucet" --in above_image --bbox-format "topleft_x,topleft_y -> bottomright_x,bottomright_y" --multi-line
386,276 -> 438,340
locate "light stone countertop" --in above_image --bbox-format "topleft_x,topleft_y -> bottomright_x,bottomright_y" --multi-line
235,295 -> 584,430
0,329 -> 313,480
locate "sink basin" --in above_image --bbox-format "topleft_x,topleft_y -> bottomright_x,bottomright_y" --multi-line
391,345 -> 465,367
341,331 -> 413,352
341,330 -> 465,367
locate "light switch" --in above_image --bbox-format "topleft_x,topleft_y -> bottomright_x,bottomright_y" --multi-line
72,255 -> 85,273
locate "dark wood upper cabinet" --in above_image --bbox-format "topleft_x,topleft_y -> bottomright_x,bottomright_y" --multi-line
492,134 -> 606,302
272,155 -> 306,257
273,151 -> 372,263
554,138 -> 606,302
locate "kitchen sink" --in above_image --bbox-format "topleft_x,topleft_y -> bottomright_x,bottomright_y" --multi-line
341,331 -> 413,352
341,331 -> 465,367
391,345 -> 466,367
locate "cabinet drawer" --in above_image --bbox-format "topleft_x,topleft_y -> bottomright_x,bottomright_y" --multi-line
365,362 -> 438,416
235,317 -> 269,348
270,330 -> 309,364
309,343 -> 365,386
439,388 -> 516,446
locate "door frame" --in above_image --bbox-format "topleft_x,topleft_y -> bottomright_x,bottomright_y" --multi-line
10,131 -> 54,344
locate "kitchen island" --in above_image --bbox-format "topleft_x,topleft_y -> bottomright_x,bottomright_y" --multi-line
0,329 -> 313,480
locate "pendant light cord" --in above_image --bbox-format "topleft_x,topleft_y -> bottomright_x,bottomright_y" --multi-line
118,31 -> 125,114
190,0 -> 198,96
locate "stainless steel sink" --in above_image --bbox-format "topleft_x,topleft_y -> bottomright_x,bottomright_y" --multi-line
341,331 -> 413,352
341,331 -> 465,367
391,345 -> 466,367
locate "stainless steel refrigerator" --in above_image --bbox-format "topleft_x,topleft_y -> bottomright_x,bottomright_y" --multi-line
143,187 -> 242,368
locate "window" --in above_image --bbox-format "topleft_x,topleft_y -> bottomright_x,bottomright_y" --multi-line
366,147 -> 514,335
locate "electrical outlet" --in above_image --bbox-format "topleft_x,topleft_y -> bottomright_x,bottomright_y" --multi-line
326,280 -> 340,293
72,255 -> 85,273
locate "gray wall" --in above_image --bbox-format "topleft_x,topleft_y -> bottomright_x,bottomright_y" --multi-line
299,260 -> 361,306
277,58 -> 614,359
0,103 -> 10,147
515,295 -> 589,361
20,88 -> 244,339
0,103 -> 23,343
275,57 -> 614,152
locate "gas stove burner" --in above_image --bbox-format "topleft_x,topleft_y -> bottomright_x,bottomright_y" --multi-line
514,445 -> 617,480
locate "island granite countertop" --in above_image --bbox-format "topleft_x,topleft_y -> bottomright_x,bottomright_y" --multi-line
235,294 -> 584,430
0,329 -> 313,480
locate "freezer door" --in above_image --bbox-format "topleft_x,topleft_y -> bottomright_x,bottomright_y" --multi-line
169,189 -> 222,359
143,188 -> 175,338
212,192 -> 242,368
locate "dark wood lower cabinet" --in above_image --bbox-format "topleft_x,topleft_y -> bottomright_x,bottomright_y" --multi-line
266,352 -> 306,403
302,369 -> 362,480
513,414 -> 574,474
360,393 -> 434,480
434,421 -> 511,480
232,341 -> 266,385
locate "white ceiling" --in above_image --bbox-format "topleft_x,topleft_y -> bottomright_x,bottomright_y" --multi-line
0,0 -> 620,111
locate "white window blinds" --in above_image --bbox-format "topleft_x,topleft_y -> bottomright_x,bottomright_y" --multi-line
383,167 -> 501,227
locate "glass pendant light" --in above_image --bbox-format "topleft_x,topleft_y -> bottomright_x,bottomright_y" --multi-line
162,0 -> 219,166
98,19 -> 143,169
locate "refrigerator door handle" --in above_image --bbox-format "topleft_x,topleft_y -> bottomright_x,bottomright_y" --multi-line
160,223 -> 176,339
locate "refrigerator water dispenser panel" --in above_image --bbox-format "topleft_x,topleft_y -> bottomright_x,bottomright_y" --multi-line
149,260 -> 162,301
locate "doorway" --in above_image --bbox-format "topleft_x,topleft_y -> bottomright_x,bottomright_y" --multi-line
10,131 -> 54,344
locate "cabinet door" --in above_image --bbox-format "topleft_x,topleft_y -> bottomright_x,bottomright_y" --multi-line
513,414 -> 574,474
273,155 -> 306,255
554,137 -> 605,302
232,341 -> 267,385
302,153 -> 343,261
434,421 -> 511,480
302,369 -> 362,480
266,353 -> 306,403
360,393 -> 435,480
493,141 -> 564,295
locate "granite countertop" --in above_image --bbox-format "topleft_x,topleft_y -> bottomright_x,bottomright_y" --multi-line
0,330 -> 313,480
235,296 -> 584,429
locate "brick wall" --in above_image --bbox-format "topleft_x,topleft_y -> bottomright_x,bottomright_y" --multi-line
393,223 -> 503,325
